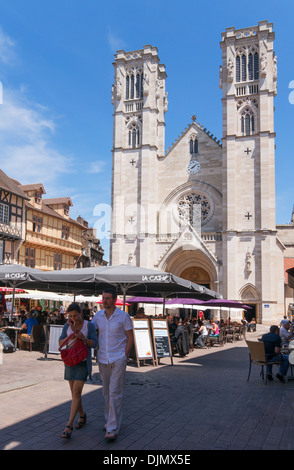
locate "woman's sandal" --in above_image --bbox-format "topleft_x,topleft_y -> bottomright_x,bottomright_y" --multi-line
61,425 -> 73,439
75,413 -> 87,430
105,432 -> 117,441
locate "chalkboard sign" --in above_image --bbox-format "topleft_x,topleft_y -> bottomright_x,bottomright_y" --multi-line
132,319 -> 155,367
151,319 -> 173,365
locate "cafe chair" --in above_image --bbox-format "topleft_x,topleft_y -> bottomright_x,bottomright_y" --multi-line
235,325 -> 247,341
21,324 -> 44,352
209,328 -> 226,347
246,340 -> 284,385
226,328 -> 236,343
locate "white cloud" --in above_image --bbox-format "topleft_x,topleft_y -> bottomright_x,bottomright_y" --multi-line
0,87 -> 74,188
0,26 -> 16,64
107,30 -> 127,52
87,159 -> 107,174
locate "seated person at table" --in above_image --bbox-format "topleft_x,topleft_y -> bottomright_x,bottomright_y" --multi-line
18,310 -> 38,350
190,318 -> 198,329
36,310 -> 46,324
210,319 -> 219,337
280,319 -> 294,348
248,318 -> 256,332
169,316 -> 180,337
194,320 -> 208,348
135,307 -> 147,319
261,325 -> 289,382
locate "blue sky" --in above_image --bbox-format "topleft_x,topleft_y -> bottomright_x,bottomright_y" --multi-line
0,0 -> 293,263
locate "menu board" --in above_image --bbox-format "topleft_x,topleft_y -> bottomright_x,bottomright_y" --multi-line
151,319 -> 173,365
48,325 -> 64,354
132,319 -> 155,367
153,329 -> 170,357
134,329 -> 153,358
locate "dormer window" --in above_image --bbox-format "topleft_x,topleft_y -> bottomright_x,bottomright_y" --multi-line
64,205 -> 69,216
35,192 -> 42,204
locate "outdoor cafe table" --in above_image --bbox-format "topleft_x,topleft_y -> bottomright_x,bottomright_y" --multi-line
4,326 -> 22,348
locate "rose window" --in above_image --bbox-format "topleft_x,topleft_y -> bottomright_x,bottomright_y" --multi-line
178,193 -> 212,227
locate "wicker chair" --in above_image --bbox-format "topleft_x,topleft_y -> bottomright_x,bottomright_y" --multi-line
246,340 -> 284,385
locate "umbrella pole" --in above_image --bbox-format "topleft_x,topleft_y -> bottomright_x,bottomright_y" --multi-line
122,287 -> 127,311
10,283 -> 16,323
162,295 -> 166,316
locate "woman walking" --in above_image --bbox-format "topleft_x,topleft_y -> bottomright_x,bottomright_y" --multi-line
59,303 -> 98,439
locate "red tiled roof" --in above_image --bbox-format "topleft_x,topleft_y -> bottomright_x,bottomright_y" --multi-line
43,197 -> 72,207
19,183 -> 46,194
0,169 -> 30,199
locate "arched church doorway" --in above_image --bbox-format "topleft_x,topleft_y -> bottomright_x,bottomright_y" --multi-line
240,284 -> 260,324
162,248 -> 217,292
180,266 -> 211,289
244,304 -> 257,323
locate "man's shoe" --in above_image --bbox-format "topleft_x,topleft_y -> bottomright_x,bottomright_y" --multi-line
276,373 -> 285,383
267,373 -> 273,381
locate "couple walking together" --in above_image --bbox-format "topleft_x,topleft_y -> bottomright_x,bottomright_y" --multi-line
59,289 -> 134,441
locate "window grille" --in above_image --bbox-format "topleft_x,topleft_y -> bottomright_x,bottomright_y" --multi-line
0,203 -> 9,224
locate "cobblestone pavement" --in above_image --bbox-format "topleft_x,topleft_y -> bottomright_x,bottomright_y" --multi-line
1,324 -> 294,454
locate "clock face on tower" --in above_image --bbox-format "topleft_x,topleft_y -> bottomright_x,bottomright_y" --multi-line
186,160 -> 200,174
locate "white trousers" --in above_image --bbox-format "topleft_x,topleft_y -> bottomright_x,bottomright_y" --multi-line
98,356 -> 127,434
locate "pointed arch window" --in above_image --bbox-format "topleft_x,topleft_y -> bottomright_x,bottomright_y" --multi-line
128,122 -> 141,148
241,55 -> 246,82
236,49 -> 259,83
189,136 -> 198,155
241,107 -> 255,136
254,52 -> 259,80
236,56 -> 241,82
126,69 -> 143,100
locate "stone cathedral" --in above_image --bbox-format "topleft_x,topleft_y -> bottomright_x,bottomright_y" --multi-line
110,21 -> 294,324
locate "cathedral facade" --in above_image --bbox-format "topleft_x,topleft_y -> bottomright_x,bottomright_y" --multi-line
110,21 -> 290,324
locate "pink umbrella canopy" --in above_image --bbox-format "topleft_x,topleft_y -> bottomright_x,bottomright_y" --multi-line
127,296 -> 164,303
166,298 -> 205,305
203,299 -> 251,309
97,298 -> 130,306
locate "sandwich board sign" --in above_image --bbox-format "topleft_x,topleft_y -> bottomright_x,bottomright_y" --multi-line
150,319 -> 173,365
132,319 -> 155,367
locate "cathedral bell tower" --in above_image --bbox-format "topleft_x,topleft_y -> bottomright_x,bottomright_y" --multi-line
110,45 -> 167,266
220,21 -> 284,322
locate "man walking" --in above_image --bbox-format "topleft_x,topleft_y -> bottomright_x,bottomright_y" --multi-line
91,289 -> 133,440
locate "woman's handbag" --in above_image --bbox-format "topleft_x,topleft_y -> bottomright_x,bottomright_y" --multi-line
59,332 -> 88,367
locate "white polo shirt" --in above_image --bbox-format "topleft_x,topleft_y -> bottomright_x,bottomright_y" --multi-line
91,307 -> 133,364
